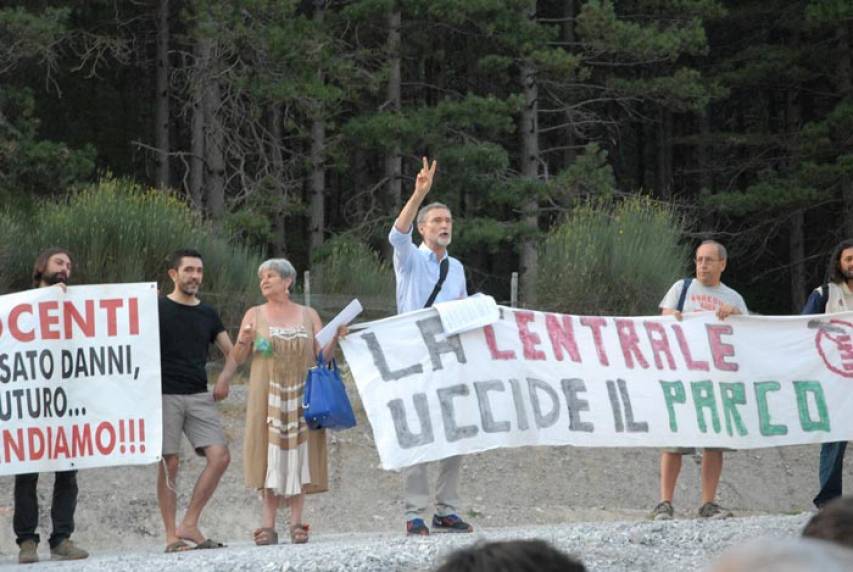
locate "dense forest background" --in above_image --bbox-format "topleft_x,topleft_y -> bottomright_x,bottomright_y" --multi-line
2,0 -> 852,316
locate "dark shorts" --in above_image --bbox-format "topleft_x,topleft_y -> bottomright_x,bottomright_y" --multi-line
162,393 -> 227,456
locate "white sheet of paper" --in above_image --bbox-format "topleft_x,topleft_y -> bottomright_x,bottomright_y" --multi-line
315,298 -> 363,347
433,293 -> 499,336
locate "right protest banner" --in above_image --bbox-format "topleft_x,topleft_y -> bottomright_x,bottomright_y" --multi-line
340,307 -> 853,471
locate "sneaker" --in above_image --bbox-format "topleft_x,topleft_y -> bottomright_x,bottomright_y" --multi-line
18,540 -> 38,564
406,518 -> 429,536
431,513 -> 474,533
648,501 -> 674,521
50,539 -> 89,561
698,502 -> 733,519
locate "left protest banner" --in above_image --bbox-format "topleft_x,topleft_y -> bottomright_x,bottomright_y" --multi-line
0,283 -> 161,475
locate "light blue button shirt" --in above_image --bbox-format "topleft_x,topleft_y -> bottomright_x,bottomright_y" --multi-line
388,225 -> 468,314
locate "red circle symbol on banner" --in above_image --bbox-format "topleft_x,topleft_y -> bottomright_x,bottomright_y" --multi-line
816,318 -> 853,378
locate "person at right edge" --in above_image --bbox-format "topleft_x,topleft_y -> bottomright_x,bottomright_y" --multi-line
648,240 -> 748,521
806,239 -> 853,509
388,157 -> 473,536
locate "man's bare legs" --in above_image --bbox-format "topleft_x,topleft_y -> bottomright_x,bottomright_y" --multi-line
157,454 -> 181,547
700,450 -> 723,504
174,445 -> 230,544
659,452 -> 682,502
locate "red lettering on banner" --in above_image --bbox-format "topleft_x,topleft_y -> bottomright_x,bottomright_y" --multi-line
99,299 -> 124,337
72,424 -> 93,457
615,319 -> 649,369
483,325 -> 516,360
671,324 -> 709,371
4,429 -> 25,462
545,314 -> 581,363
53,427 -> 69,458
63,299 -> 95,338
95,421 -> 116,454
128,297 -> 139,335
9,304 -> 35,342
579,317 -> 610,366
515,311 -> 546,360
27,428 -> 45,460
644,321 -> 677,370
38,301 -> 61,340
706,324 -> 738,371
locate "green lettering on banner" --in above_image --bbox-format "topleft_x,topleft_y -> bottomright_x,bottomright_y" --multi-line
754,381 -> 788,436
720,382 -> 748,437
660,381 -> 685,432
691,381 -> 721,434
793,381 -> 830,432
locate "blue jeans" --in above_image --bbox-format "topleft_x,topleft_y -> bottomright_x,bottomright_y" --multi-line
814,441 -> 847,508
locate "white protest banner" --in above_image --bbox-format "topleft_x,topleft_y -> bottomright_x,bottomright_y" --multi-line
340,306 -> 853,471
0,283 -> 162,475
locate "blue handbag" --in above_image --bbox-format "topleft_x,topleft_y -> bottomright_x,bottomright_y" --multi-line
303,356 -> 357,431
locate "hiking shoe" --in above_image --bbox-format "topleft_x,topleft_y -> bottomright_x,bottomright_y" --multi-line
648,501 -> 674,521
431,513 -> 474,533
406,518 -> 429,536
18,540 -> 38,564
50,539 -> 89,561
698,502 -> 733,519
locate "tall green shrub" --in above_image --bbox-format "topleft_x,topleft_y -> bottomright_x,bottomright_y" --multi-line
310,235 -> 396,318
536,196 -> 689,315
0,177 -> 263,327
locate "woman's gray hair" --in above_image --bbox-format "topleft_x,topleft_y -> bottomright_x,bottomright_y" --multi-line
257,258 -> 297,281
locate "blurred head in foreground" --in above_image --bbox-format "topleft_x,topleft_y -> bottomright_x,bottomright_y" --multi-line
710,537 -> 853,572
434,539 -> 585,572
803,496 -> 853,548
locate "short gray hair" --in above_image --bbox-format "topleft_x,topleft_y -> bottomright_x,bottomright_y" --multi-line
258,258 -> 296,281
417,202 -> 452,226
699,240 -> 727,260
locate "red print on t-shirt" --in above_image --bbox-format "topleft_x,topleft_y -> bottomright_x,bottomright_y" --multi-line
689,293 -> 724,311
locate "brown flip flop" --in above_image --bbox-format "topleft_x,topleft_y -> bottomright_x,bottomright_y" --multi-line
165,540 -> 193,553
194,538 -> 225,549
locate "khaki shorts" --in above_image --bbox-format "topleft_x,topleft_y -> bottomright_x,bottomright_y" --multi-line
162,393 -> 227,456
662,447 -> 730,454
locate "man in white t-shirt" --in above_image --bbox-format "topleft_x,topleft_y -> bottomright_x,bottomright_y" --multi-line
649,240 -> 748,521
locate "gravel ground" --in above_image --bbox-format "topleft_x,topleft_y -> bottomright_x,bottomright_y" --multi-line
0,513 -> 813,571
0,374 -> 843,570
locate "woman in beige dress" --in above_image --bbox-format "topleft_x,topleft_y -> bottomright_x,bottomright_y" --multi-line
218,258 -> 343,545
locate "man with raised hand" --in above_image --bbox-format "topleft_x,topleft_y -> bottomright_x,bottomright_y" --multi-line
14,248 -> 89,564
156,249 -> 232,553
648,240 -> 748,521
388,157 -> 473,536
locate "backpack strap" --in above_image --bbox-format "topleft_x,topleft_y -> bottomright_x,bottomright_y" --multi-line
676,277 -> 693,313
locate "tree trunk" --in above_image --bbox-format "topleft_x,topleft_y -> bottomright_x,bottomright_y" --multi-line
189,37 -> 207,211
309,114 -> 326,262
383,2 -> 402,260
308,2 -> 327,264
790,209 -> 806,310
560,0 -> 577,186
270,104 -> 286,257
657,107 -> 672,199
519,10 -> 540,307
155,0 -> 170,189
787,31 -> 805,311
697,106 -> 711,194
837,24 -> 853,237
203,40 -> 225,219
